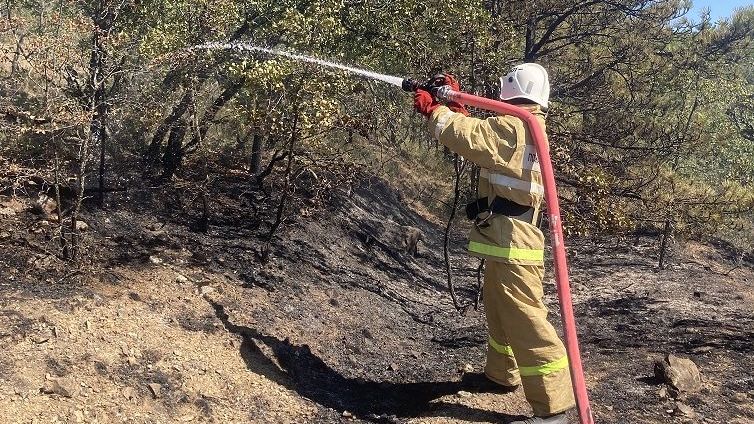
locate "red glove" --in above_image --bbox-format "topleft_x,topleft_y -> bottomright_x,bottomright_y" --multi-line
443,74 -> 470,116
414,89 -> 440,117
443,74 -> 462,91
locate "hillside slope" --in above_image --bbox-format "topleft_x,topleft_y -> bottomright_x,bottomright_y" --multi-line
0,175 -> 752,423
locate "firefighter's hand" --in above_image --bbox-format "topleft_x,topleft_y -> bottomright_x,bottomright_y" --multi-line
443,74 -> 470,116
443,74 -> 462,91
414,89 -> 440,117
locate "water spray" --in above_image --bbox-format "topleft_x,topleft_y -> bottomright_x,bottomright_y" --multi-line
192,41 -> 594,424
191,42 -> 407,88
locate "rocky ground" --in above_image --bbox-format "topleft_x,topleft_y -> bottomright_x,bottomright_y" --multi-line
0,175 -> 752,423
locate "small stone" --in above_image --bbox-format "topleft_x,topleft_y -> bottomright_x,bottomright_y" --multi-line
75,221 -> 89,231
199,285 -> 214,296
31,336 -> 49,344
122,386 -> 136,401
658,386 -> 668,399
147,383 -> 162,399
40,379 -> 75,398
39,220 -> 50,227
674,402 -> 695,418
605,405 -> 613,411
342,410 -> 353,418
149,256 -> 163,264
85,320 -> 91,331
175,274 -> 189,284
456,390 -> 473,398
388,363 -> 398,371
461,363 -> 474,373
731,392 -> 748,403
329,298 -> 340,307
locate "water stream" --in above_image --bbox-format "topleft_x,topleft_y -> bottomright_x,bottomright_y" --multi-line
191,42 -> 405,88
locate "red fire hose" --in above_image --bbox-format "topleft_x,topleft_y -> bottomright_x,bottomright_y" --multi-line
435,87 -> 595,424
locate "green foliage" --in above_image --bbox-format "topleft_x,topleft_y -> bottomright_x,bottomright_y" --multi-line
1,0 -> 753,248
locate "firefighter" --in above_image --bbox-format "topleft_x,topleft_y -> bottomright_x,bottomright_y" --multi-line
413,64 -> 574,424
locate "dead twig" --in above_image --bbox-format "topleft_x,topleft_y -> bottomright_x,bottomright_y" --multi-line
443,154 -> 468,313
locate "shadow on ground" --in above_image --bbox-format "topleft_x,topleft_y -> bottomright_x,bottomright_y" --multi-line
210,301 -> 526,423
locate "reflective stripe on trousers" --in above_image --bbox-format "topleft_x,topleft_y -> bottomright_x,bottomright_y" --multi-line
489,336 -> 569,376
480,168 -> 544,196
489,336 -> 514,356
468,240 -> 544,262
519,356 -> 570,377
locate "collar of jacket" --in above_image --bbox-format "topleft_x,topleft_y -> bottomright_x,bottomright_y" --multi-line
519,104 -> 546,117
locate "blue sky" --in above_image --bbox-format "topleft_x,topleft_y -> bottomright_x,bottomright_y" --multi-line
690,0 -> 753,21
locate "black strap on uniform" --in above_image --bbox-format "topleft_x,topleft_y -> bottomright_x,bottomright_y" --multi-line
465,196 -> 533,220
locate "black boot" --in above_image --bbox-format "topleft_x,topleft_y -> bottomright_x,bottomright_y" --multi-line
460,372 -> 518,393
510,413 -> 568,424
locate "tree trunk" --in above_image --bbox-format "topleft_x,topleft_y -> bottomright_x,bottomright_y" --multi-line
658,218 -> 673,269
11,33 -> 24,76
183,79 -> 245,152
161,120 -> 187,181
70,9 -> 107,260
147,89 -> 193,162
97,124 -> 107,207
250,132 -> 264,176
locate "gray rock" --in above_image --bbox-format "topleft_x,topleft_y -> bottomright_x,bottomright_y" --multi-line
658,386 -> 668,399
40,379 -> 75,398
147,383 -> 162,399
32,194 -> 57,216
731,392 -> 748,403
673,402 -> 695,418
655,354 -> 702,394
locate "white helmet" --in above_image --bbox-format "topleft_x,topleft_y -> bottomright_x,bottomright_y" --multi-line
499,63 -> 550,108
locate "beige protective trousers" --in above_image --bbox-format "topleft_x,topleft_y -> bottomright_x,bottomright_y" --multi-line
483,260 -> 575,416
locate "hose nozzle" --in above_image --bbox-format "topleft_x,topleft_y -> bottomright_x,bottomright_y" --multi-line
402,74 -> 447,93
402,79 -> 421,92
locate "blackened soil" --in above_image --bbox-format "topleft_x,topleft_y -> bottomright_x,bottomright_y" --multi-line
1,173 -> 752,423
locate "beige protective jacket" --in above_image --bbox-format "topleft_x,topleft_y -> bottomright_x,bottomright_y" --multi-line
428,105 -> 548,265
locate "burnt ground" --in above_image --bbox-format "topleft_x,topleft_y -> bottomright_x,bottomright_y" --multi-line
0,174 -> 753,423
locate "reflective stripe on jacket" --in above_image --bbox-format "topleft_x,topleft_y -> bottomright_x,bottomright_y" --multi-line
428,105 -> 548,265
